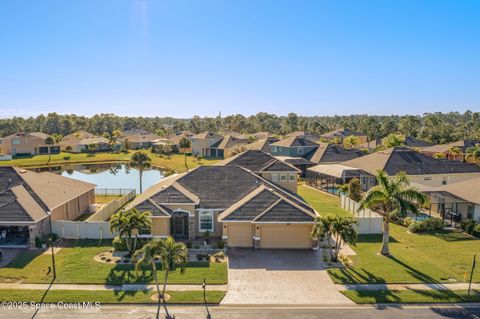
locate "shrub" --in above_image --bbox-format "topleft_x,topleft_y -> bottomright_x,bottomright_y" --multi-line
460,219 -> 477,235
473,224 -> 480,238
35,237 -> 45,248
185,241 -> 192,249
216,241 -> 225,249
112,236 -> 127,251
407,218 -> 445,233
403,217 -> 415,228
390,211 -> 404,225
63,156 -> 71,160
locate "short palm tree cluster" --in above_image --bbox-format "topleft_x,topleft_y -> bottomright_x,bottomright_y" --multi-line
312,215 -> 357,262
110,208 -> 152,256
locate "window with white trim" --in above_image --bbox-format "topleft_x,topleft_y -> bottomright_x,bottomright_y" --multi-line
199,211 -> 214,232
272,174 -> 279,182
272,146 -> 277,152
297,147 -> 303,154
289,174 -> 296,181
423,176 -> 432,182
280,174 -> 287,181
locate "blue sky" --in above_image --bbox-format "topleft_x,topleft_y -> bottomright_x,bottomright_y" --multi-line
0,0 -> 479,118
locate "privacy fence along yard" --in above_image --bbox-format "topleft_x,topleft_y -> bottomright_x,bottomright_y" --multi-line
52,188 -> 135,239
340,194 -> 383,234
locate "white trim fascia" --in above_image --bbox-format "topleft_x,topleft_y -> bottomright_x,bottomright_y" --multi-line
253,221 -> 315,224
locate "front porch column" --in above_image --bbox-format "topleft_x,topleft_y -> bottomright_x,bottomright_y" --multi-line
188,214 -> 196,240
28,225 -> 37,248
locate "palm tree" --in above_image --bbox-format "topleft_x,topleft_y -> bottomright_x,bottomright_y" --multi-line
110,208 -> 151,255
382,134 -> 405,148
44,136 -> 55,164
134,237 -> 188,305
179,137 -> 191,171
312,216 -> 357,262
343,136 -> 360,149
130,151 -> 151,193
358,170 -> 427,255
87,143 -> 97,154
465,143 -> 480,163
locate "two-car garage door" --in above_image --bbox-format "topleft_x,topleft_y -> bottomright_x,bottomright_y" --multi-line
260,224 -> 312,249
226,224 -> 312,249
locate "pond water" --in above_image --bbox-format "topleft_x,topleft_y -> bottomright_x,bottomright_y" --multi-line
31,163 -> 164,193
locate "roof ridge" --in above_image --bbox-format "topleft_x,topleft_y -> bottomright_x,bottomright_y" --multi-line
251,197 -> 283,222
218,184 -> 267,221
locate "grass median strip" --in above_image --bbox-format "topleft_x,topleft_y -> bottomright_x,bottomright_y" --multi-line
342,289 -> 480,304
0,289 -> 225,304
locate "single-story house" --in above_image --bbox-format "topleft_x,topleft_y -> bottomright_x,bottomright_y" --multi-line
59,131 -> 118,153
421,140 -> 480,163
126,166 -> 318,249
0,132 -> 60,156
0,166 -> 95,248
219,150 -> 300,193
121,130 -> 163,149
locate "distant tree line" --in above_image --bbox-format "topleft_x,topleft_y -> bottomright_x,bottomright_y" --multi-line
0,111 -> 479,144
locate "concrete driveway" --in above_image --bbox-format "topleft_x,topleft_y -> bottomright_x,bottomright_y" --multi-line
221,249 -> 353,305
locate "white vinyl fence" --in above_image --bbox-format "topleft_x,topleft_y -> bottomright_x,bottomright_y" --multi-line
52,221 -> 118,239
340,194 -> 383,234
88,189 -> 136,222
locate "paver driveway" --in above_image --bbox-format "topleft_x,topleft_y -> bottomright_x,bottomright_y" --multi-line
221,248 -> 353,305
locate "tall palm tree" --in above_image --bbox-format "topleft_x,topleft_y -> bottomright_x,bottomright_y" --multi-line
359,170 -> 427,255
45,136 -> 55,164
179,137 -> 191,171
130,151 -> 152,193
465,143 -> 480,163
129,209 -> 152,253
133,239 -> 163,302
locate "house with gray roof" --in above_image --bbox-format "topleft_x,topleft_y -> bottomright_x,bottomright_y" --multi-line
126,165 -> 317,249
0,166 -> 95,248
421,139 -> 480,163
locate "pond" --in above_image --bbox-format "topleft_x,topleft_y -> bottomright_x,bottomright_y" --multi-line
30,163 -> 164,193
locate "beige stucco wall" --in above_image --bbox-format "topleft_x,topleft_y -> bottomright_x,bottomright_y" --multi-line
0,136 -> 48,155
408,173 -> 480,188
191,136 -> 223,156
151,218 -> 171,236
260,172 -> 298,193
50,189 -> 95,221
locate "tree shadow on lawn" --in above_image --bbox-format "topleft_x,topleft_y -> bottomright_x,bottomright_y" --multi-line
112,288 -> 150,302
386,255 -> 441,284
424,229 -> 478,242
105,264 -> 153,285
330,266 -> 388,284
357,234 -> 399,244
2,250 -> 44,269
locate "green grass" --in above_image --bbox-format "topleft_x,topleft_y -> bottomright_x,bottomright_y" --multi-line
342,289 -> 480,304
298,185 -> 480,285
0,151 -> 220,173
327,225 -> 480,284
0,289 -> 225,304
298,184 -> 351,217
0,240 -> 228,285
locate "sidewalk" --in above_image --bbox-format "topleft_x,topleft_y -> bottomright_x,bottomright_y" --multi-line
0,282 -> 228,292
337,283 -> 480,291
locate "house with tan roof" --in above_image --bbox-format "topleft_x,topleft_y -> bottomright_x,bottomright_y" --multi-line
360,135 -> 433,152
190,131 -> 251,158
121,130 -> 163,150
0,166 -> 95,248
420,140 -> 480,163
0,132 -> 60,156
320,128 -> 368,144
167,131 -> 194,153
245,137 -> 280,153
59,131 -> 118,153
126,166 -> 318,249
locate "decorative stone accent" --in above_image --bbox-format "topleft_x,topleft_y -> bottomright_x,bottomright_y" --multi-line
188,215 -> 196,240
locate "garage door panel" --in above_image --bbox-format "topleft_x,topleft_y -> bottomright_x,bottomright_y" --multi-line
260,224 -> 312,249
227,224 -> 253,248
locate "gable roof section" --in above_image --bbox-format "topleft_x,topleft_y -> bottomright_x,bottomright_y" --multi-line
192,131 -> 222,139
307,143 -> 365,164
422,140 -> 480,154
213,135 -> 249,150
343,147 -> 480,176
321,128 -> 366,139
271,136 -> 319,147
221,150 -> 299,173
253,199 -> 315,222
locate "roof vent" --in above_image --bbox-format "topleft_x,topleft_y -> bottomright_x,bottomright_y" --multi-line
19,169 -> 27,173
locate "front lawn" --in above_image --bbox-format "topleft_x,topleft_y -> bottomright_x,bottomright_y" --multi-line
342,289 -> 480,304
0,240 -> 228,285
298,185 -> 351,217
0,289 -> 225,304
0,151 -> 220,173
327,224 -> 480,284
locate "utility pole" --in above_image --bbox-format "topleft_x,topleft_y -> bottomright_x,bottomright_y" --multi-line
468,254 -> 476,295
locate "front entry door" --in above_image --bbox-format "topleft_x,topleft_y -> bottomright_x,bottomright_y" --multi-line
171,212 -> 189,239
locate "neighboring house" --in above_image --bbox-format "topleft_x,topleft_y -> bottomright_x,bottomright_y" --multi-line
360,136 -> 433,151
320,128 -> 368,144
306,147 -> 480,196
59,131 -> 116,153
421,140 -> 480,163
219,150 -> 300,193
126,166 -> 318,249
286,131 -> 319,140
210,135 -> 250,158
0,132 -> 60,156
249,131 -> 271,140
167,131 -> 194,153
122,130 -> 163,149
307,142 -> 366,164
0,166 -> 95,248
190,131 -> 224,157
246,137 -> 280,153
270,136 -> 319,176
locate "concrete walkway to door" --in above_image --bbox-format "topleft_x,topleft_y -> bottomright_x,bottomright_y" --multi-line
221,249 -> 353,306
